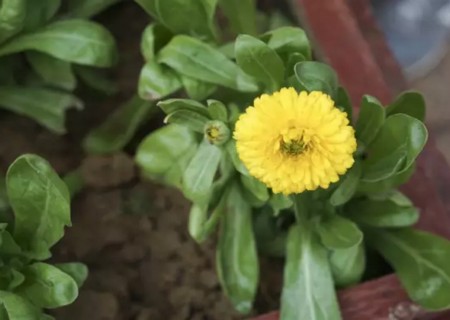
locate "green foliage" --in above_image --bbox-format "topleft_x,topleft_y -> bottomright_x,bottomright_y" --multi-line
133,1 -> 448,317
0,154 -> 85,319
0,0 -> 118,133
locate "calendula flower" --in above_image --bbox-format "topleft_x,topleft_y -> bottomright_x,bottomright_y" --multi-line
234,88 -> 357,195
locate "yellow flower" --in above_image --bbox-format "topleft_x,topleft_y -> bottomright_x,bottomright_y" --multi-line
234,88 -> 357,195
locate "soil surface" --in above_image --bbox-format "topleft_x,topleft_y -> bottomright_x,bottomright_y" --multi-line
0,3 -> 275,320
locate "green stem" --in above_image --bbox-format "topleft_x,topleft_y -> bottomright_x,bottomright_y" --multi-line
291,193 -> 310,226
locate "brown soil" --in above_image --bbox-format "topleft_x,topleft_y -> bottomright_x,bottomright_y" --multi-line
0,3 -> 267,320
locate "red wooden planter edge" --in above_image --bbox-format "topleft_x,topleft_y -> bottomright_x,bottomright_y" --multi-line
251,0 -> 450,319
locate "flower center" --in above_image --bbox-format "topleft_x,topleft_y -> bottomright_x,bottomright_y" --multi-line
279,127 -> 308,156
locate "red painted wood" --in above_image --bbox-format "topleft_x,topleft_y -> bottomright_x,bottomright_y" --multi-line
252,0 -> 450,319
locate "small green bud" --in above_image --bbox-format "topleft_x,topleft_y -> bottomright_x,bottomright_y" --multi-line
204,120 -> 230,146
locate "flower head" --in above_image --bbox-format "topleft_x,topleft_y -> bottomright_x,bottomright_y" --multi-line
234,88 -> 357,195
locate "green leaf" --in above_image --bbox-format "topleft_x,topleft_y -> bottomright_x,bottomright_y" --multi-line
74,65 -> 117,95
180,75 -> 217,100
253,208 -> 287,257
66,0 -> 121,18
0,291 -> 41,320
345,198 -> 419,227
23,0 -> 60,31
330,161 -> 361,206
183,140 -> 222,204
367,228 -> 450,310
362,114 -> 428,182
335,87 -> 352,123
141,23 -> 172,61
269,193 -> 293,215
281,224 -> 342,320
0,19 -> 118,67
235,34 -> 284,92
17,262 -> 78,308
226,140 -> 249,176
317,214 -> 363,250
135,0 -> 217,41
0,0 -> 26,43
135,124 -> 198,188
330,243 -> 365,287
386,91 -> 426,122
240,175 -> 269,202
286,52 -> 306,76
138,60 -> 182,100
0,86 -> 82,134
158,35 -> 258,92
0,230 -> 22,256
158,98 -> 209,117
26,52 -> 76,90
355,95 -> 385,146
6,154 -> 71,259
83,95 -> 156,154
218,0 -> 256,35
262,27 -> 311,60
55,263 -> 88,288
294,61 -> 338,97
217,182 -> 258,314
189,199 -> 224,243
207,100 -> 228,122
164,110 -> 210,133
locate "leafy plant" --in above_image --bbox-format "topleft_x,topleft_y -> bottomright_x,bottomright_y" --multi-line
0,154 -> 86,319
133,0 -> 450,319
0,0 -> 120,134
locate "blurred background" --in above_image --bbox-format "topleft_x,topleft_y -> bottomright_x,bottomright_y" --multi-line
371,0 -> 450,162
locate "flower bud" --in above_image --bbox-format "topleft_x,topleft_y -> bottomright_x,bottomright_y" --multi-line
204,120 -> 230,146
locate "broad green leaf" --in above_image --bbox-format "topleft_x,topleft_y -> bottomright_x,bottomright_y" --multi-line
355,95 -> 385,146
66,0 -> 121,18
294,61 -> 338,97
330,161 -> 361,206
83,95 -> 156,154
235,34 -> 284,92
281,224 -> 342,320
317,214 -> 362,249
23,0 -> 60,31
345,198 -> 419,227
141,23 -> 172,61
262,27 -> 311,59
367,228 -> 450,310
286,52 -> 306,76
207,100 -> 228,122
330,243 -> 365,287
217,182 -> 258,314
0,0 -> 26,43
6,154 -> 71,259
0,230 -> 22,256
362,114 -> 428,182
0,86 -> 82,134
26,52 -> 76,90
158,98 -> 209,117
158,35 -> 258,92
253,208 -> 287,257
335,87 -> 352,123
189,198 -> 224,243
138,60 -> 182,100
135,0 -> 217,41
17,263 -> 78,308
183,140 -> 222,203
55,263 -> 88,288
240,175 -> 269,202
74,66 -> 117,95
180,75 -> 217,100
386,91 -> 426,122
0,291 -> 41,320
269,193 -> 293,215
357,163 -> 415,194
135,124 -> 198,188
218,0 -> 257,35
0,19 -> 118,67
226,140 -> 249,176
164,109 -> 210,133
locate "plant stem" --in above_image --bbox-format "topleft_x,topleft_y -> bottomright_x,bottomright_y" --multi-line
291,193 -> 309,226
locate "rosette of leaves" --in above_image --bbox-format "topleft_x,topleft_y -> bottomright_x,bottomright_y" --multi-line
0,154 -> 87,319
133,0 -> 450,319
0,0 -> 120,134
